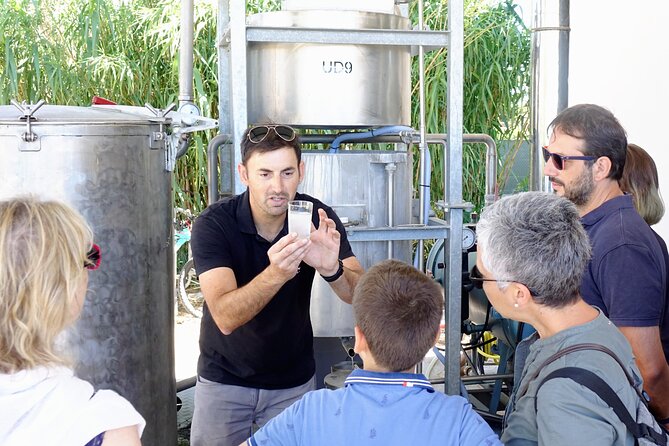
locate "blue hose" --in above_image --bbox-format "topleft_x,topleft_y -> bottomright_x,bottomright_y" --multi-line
328,125 -> 415,153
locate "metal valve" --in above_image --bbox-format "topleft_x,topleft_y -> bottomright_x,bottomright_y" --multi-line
145,102 -> 176,150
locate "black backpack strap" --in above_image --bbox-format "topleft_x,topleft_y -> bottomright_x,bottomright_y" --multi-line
516,342 -> 640,401
537,367 -> 667,446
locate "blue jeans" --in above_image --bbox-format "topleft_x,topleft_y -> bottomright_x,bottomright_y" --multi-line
190,375 -> 316,446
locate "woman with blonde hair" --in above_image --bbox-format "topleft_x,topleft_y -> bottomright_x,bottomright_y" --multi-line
0,198 -> 145,446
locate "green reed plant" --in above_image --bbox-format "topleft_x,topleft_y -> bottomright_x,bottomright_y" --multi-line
410,0 -> 530,213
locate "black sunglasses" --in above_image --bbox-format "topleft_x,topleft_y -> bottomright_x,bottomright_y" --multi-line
247,125 -> 297,144
542,146 -> 597,171
84,243 -> 101,270
469,265 -> 538,296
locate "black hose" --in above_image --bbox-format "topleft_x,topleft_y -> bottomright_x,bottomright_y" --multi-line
462,336 -> 498,351
176,376 -> 196,392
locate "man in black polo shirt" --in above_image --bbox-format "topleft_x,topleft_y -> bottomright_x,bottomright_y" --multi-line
543,104 -> 669,427
189,124 -> 364,446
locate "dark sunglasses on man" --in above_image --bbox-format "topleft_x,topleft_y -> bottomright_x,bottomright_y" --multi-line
247,125 -> 297,144
542,146 -> 597,171
84,243 -> 101,270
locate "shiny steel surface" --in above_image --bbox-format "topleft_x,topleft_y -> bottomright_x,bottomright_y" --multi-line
247,10 -> 411,128
0,105 -> 176,446
300,150 -> 413,336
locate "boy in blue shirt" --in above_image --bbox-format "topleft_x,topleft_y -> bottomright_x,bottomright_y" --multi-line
243,259 -> 501,446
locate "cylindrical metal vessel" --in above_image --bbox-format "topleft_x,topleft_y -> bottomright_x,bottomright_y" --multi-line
247,10 -> 411,128
300,150 -> 413,336
0,105 -> 176,446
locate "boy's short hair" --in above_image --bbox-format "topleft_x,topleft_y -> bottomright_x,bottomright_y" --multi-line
353,259 -> 443,372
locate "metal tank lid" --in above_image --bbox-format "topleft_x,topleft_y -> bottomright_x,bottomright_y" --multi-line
0,103 -> 169,125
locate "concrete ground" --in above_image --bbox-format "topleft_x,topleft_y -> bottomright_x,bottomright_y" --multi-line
175,315 -> 200,383
175,310 -> 201,444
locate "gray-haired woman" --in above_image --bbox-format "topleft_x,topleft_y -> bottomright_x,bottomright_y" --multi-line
474,191 -> 645,446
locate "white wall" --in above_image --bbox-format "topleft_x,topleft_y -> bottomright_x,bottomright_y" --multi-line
569,1 -> 669,238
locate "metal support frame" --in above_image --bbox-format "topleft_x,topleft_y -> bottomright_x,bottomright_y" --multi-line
218,0 -> 248,196
217,0 -> 465,396
445,0 -> 464,397
247,27 -> 449,46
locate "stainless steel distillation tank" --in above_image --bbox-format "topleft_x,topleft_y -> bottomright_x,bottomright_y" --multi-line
247,7 -> 411,127
301,150 -> 413,336
0,103 -> 177,446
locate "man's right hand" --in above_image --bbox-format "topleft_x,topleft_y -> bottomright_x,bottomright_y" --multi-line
199,233 -> 310,335
266,233 -> 311,284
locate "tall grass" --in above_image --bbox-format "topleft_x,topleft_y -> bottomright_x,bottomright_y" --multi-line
0,0 -> 529,215
411,0 -> 530,212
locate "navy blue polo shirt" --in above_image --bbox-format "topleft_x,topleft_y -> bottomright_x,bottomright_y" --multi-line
190,191 -> 354,389
580,194 -> 669,362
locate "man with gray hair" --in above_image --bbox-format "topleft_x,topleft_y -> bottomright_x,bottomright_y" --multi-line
473,191 -> 645,445
543,104 -> 669,426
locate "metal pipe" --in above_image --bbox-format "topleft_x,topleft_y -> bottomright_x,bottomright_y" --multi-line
417,0 -> 429,273
530,0 -> 570,192
529,0 -> 542,192
206,133 -> 232,205
558,0 -> 570,112
446,0 -> 465,397
468,133 -> 498,207
385,163 -> 397,258
340,337 -> 356,358
299,133 -> 497,206
179,0 -> 195,105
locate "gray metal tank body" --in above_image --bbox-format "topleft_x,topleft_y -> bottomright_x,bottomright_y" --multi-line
300,150 -> 413,336
247,10 -> 411,128
0,105 -> 176,446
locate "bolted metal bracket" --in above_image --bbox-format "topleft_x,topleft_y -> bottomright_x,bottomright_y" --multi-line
219,27 -> 231,46
11,99 -> 46,145
435,200 -> 475,212
145,102 -> 176,150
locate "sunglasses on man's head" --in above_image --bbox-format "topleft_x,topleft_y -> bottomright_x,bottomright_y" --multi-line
542,146 -> 597,171
247,125 -> 297,144
84,243 -> 101,270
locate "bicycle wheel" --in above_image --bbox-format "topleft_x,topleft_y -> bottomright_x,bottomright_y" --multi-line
178,258 -> 203,318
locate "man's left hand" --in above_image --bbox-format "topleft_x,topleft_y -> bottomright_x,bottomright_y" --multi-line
303,208 -> 340,275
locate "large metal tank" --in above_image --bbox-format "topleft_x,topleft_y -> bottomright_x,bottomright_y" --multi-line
301,150 -> 413,336
247,10 -> 411,128
0,104 -> 176,446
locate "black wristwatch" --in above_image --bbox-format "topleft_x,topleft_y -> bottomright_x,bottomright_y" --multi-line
321,259 -> 344,283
